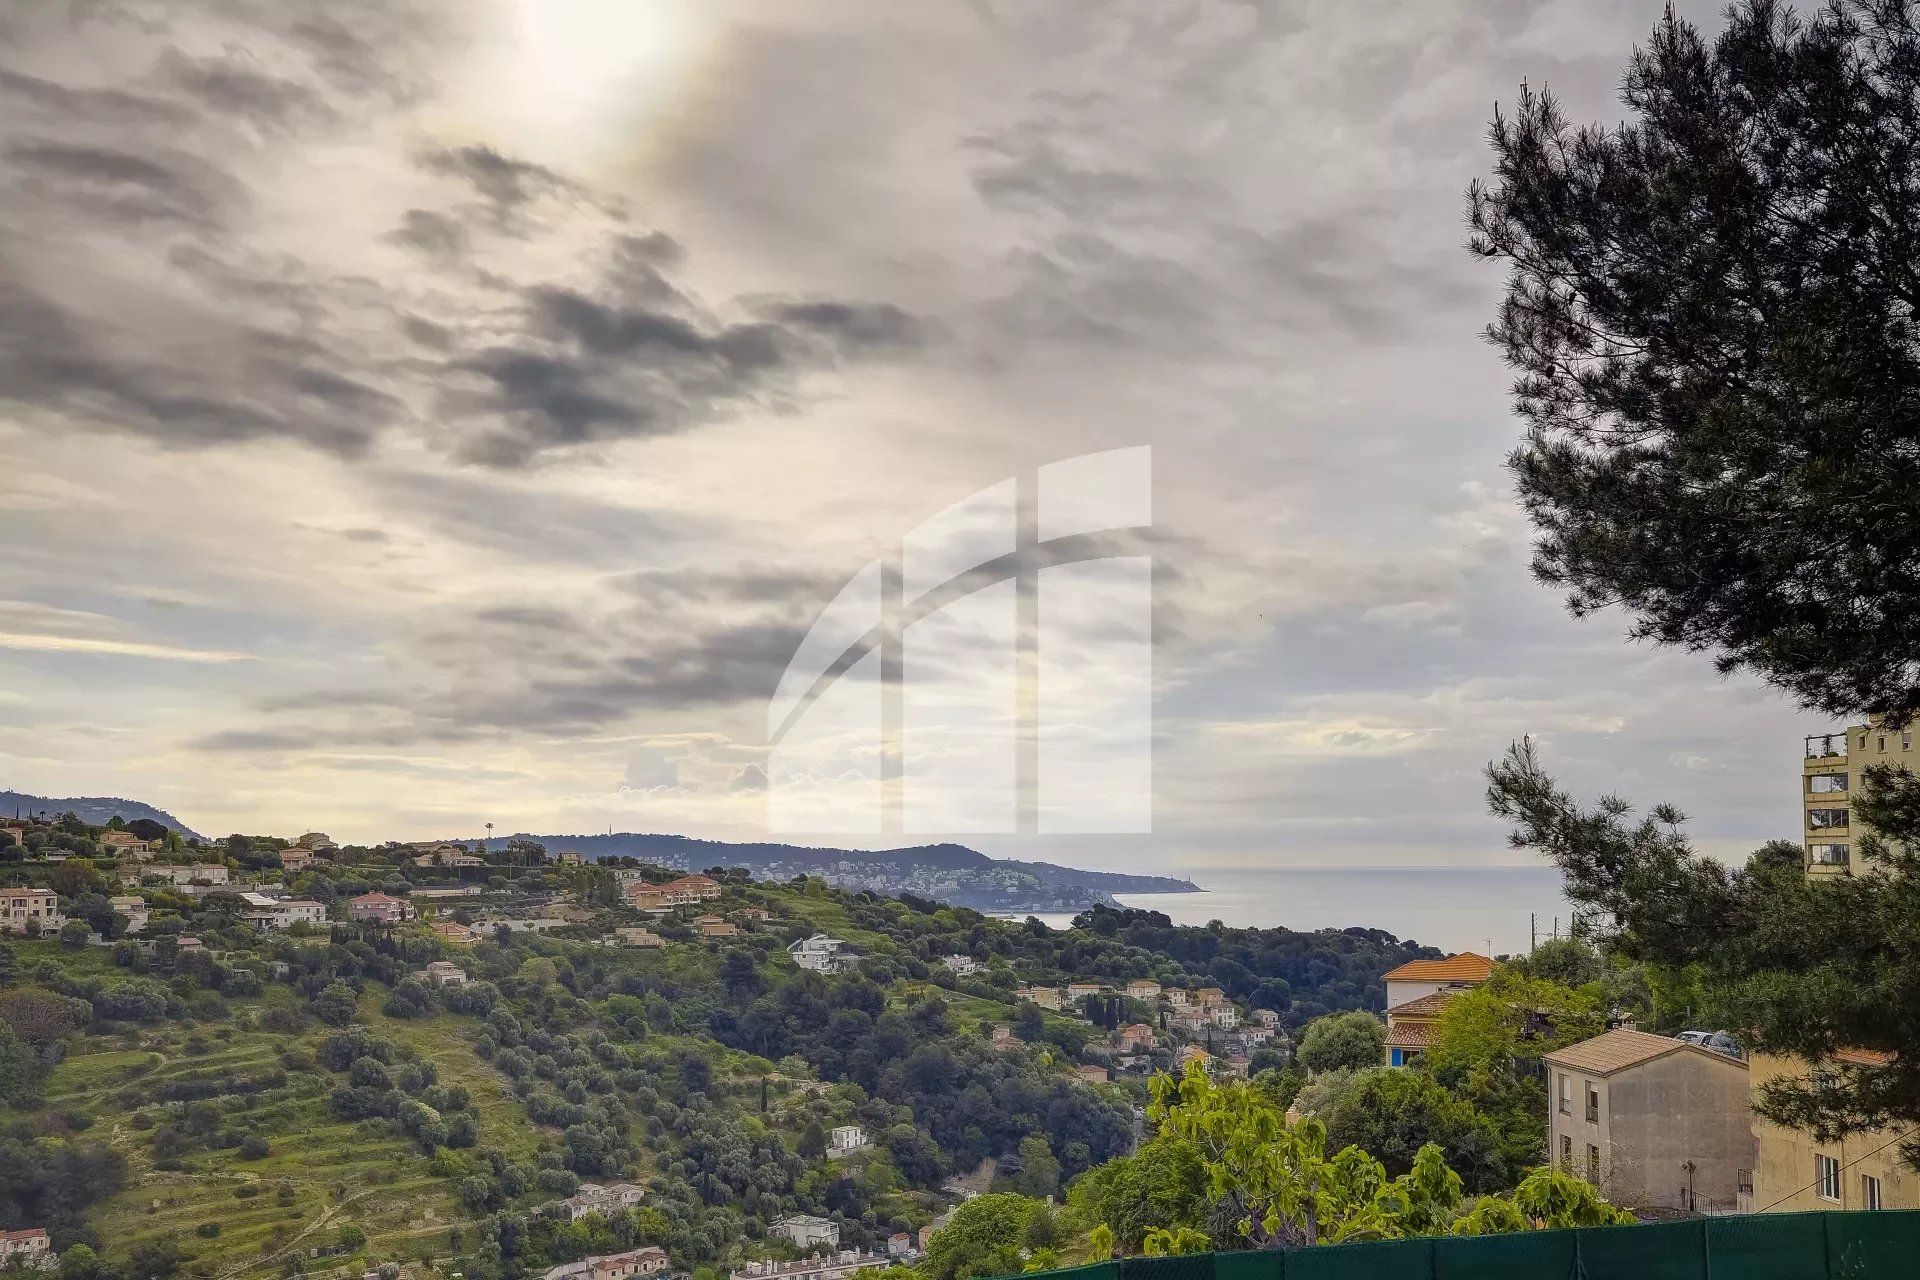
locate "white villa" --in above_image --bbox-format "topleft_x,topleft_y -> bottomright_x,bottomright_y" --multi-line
788,935 -> 851,974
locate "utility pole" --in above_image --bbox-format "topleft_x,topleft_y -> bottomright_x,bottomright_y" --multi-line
1530,913 -> 1537,955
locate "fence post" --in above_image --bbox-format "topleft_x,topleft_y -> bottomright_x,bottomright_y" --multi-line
1699,1216 -> 1711,1280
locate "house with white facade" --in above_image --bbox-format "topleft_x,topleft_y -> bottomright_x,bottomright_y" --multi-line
788,935 -> 851,974
771,1215 -> 840,1251
941,955 -> 982,977
151,864 -> 229,887
827,1125 -> 868,1155
557,1181 -> 647,1221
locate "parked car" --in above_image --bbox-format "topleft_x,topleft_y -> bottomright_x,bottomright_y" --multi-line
1677,1029 -> 1742,1059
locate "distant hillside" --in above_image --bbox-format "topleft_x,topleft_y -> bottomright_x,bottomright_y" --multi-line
511,833 -> 1199,913
0,790 -> 204,839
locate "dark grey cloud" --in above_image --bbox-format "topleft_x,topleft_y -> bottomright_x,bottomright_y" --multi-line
0,0 -> 927,469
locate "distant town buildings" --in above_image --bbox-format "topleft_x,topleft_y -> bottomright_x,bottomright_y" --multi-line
1546,1029 -> 1756,1215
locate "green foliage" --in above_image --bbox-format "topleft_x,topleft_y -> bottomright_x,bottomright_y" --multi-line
919,1193 -> 1046,1280
1322,1069 -> 1509,1193
1469,0 -> 1920,722
1296,1011 -> 1384,1074
1490,737 -> 1920,1157
1425,970 -> 1603,1079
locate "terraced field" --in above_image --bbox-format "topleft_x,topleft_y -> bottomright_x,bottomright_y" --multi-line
37,974 -> 551,1280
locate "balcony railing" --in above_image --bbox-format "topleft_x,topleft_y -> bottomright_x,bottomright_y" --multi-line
1806,733 -> 1848,759
1808,843 -> 1851,867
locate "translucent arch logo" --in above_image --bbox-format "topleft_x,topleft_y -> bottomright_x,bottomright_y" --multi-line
767,447 -> 1152,835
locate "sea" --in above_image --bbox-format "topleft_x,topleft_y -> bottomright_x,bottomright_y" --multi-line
996,864 -> 1577,956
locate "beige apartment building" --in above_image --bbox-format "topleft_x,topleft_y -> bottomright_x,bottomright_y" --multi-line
1544,1029 -> 1755,1214
1802,719 -> 1917,876
1751,1051 -> 1918,1212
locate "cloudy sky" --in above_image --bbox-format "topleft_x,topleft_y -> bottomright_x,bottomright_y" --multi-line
0,0 -> 1823,869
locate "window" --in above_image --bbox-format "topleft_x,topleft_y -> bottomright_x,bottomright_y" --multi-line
1559,1135 -> 1572,1168
1808,772 -> 1849,794
1816,1154 -> 1841,1202
1807,807 -> 1850,829
1863,1174 -> 1883,1210
1558,1074 -> 1571,1115
1586,1144 -> 1601,1182
1905,729 -> 1914,751
1879,735 -> 1888,752
1585,1082 -> 1599,1123
1808,843 -> 1850,867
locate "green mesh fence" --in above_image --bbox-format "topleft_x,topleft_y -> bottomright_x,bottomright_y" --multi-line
1010,1211 -> 1920,1280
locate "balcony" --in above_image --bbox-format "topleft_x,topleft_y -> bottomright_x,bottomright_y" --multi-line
1808,843 -> 1851,868
1805,733 -> 1848,759
1806,808 -> 1851,832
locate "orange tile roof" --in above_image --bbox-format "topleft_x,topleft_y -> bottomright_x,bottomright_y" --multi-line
1381,952 -> 1497,983
1385,1022 -> 1440,1049
1836,1047 -> 1894,1068
1386,990 -> 1458,1020
1544,1028 -> 1746,1076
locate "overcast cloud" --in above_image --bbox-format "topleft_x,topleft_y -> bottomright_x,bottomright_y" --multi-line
0,0 -> 1817,869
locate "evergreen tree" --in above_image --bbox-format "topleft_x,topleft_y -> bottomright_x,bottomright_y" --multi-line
1470,0 -> 1920,721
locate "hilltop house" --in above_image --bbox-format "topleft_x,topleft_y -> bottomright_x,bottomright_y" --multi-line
990,1024 -> 1023,1051
695,915 -> 740,938
1018,985 -> 1064,1010
1545,1029 -> 1755,1214
110,895 -> 149,933
557,1181 -> 647,1221
626,886 -> 671,911
771,1214 -> 840,1251
657,873 -> 722,903
788,934 -> 851,974
0,1228 -> 53,1268
1114,1023 -> 1157,1053
614,926 -> 666,948
541,1246 -> 670,1280
827,1125 -> 868,1155
556,851 -> 583,865
99,830 -> 152,857
941,955 -> 982,977
1125,979 -> 1162,1000
280,849 -> 319,872
1077,1064 -> 1110,1083
1066,981 -> 1105,1000
1165,988 -> 1193,1009
430,920 -> 476,945
348,891 -> 414,924
1195,986 -> 1227,1008
238,893 -> 326,930
0,887 -> 64,935
422,960 -> 469,986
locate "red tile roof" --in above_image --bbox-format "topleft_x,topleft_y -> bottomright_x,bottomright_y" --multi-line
1381,952 -> 1497,983
1385,1022 -> 1441,1049
1386,990 -> 1459,1020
